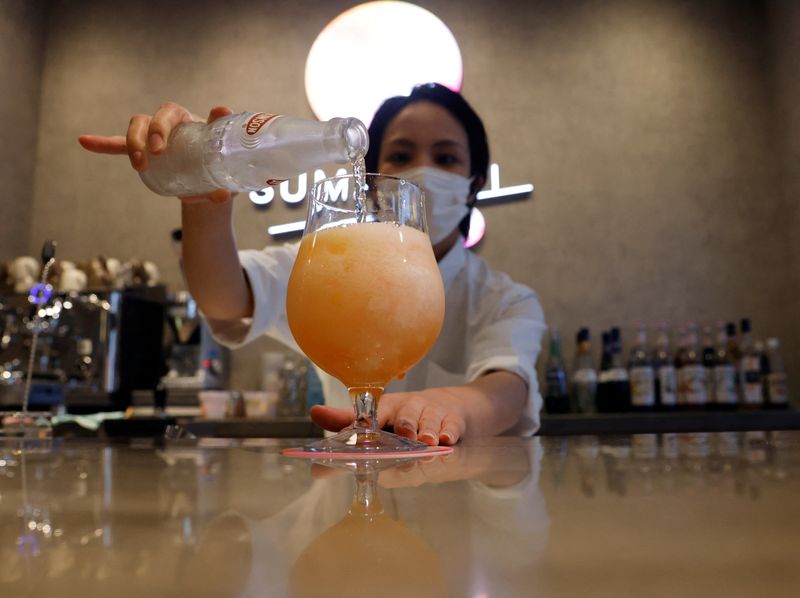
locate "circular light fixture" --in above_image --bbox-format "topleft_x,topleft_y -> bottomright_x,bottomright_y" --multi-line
305,1 -> 463,126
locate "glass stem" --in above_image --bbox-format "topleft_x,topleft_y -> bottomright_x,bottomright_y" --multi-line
350,387 -> 382,436
351,469 -> 383,516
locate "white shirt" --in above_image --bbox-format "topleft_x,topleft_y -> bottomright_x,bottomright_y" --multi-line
205,239 -> 546,434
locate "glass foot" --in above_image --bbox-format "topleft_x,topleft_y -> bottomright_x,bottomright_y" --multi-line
283,427 -> 453,460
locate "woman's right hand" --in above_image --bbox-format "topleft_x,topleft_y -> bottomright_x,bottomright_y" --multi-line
78,102 -> 234,204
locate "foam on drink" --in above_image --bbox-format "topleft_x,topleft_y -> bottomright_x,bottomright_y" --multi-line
286,221 -> 444,390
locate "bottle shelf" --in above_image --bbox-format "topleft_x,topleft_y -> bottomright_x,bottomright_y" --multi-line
538,408 -> 800,436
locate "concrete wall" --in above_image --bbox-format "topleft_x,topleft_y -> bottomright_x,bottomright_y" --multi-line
6,0 -> 797,395
0,0 -> 45,258
768,0 -> 800,403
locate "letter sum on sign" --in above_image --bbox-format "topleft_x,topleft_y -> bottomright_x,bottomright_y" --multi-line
253,163 -> 533,238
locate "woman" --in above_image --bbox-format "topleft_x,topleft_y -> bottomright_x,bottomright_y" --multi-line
79,83 -> 546,444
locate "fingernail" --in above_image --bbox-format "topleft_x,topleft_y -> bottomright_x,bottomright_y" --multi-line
419,432 -> 436,445
441,433 -> 454,445
148,133 -> 163,152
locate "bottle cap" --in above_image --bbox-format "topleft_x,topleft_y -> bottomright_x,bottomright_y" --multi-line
740,318 -> 752,333
576,327 -> 590,343
767,337 -> 779,350
725,322 -> 736,336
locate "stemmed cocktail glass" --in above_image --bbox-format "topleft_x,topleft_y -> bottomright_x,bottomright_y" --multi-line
285,174 -> 445,455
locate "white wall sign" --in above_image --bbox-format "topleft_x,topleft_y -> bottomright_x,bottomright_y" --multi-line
253,163 -> 533,239
255,1 -> 535,244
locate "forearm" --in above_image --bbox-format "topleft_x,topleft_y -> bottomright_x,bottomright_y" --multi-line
181,199 -> 254,320
461,371 -> 528,437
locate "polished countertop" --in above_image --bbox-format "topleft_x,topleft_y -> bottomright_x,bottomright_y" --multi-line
0,432 -> 798,597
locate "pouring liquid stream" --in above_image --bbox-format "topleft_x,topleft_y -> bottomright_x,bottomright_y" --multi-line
352,155 -> 367,223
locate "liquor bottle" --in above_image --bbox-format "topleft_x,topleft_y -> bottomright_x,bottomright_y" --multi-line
739,318 -> 763,408
608,327 -> 631,411
673,326 -> 687,408
544,327 -> 570,414
725,321 -> 742,404
571,327 -> 597,413
596,331 -> 613,413
712,321 -> 738,409
628,324 -> 655,411
678,322 -> 707,409
701,324 -> 716,408
653,322 -> 677,410
138,112 -> 369,196
764,337 -> 789,408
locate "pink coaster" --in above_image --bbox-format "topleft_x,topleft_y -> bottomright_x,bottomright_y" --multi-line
281,445 -> 453,460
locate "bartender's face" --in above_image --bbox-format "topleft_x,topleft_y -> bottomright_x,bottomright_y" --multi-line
377,101 -> 471,178
378,101 -> 473,259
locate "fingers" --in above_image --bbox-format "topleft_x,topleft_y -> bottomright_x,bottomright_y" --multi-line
384,393 -> 466,446
388,397 -> 424,442
308,405 -> 354,432
438,413 -> 466,446
78,135 -> 128,155
126,114 -> 151,171
416,407 -> 443,445
207,105 -> 234,123
147,101 -> 194,155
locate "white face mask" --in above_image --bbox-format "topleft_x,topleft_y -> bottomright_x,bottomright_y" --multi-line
396,166 -> 473,244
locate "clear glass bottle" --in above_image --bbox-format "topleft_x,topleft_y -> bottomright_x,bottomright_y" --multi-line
712,321 -> 738,409
653,322 -> 677,410
725,321 -> 742,405
140,112 -> 369,196
678,322 -> 707,409
544,327 -> 570,414
673,325 -> 687,408
628,324 -> 655,411
739,318 -> 763,408
764,337 -> 789,408
571,327 -> 597,414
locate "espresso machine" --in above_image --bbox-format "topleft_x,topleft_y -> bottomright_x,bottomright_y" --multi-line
0,285 -> 167,413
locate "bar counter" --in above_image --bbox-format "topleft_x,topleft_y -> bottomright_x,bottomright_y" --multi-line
1,432 -> 798,597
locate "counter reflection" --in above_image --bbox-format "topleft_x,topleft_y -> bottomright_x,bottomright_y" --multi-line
2,433 -> 795,596
0,438 -> 546,597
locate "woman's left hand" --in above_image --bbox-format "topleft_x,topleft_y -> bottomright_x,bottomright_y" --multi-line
309,387 -> 468,446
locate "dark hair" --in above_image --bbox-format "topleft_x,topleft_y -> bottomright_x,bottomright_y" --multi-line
365,84 -> 489,237
365,83 -> 489,181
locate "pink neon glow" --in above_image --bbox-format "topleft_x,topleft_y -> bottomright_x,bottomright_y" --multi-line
464,207 -> 486,249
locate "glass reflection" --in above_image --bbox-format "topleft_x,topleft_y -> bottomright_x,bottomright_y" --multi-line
6,433 -> 795,596
171,439 -> 548,597
288,458 -> 448,597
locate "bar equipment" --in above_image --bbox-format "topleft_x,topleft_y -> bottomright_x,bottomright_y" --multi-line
161,290 -> 229,398
0,270 -> 167,415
